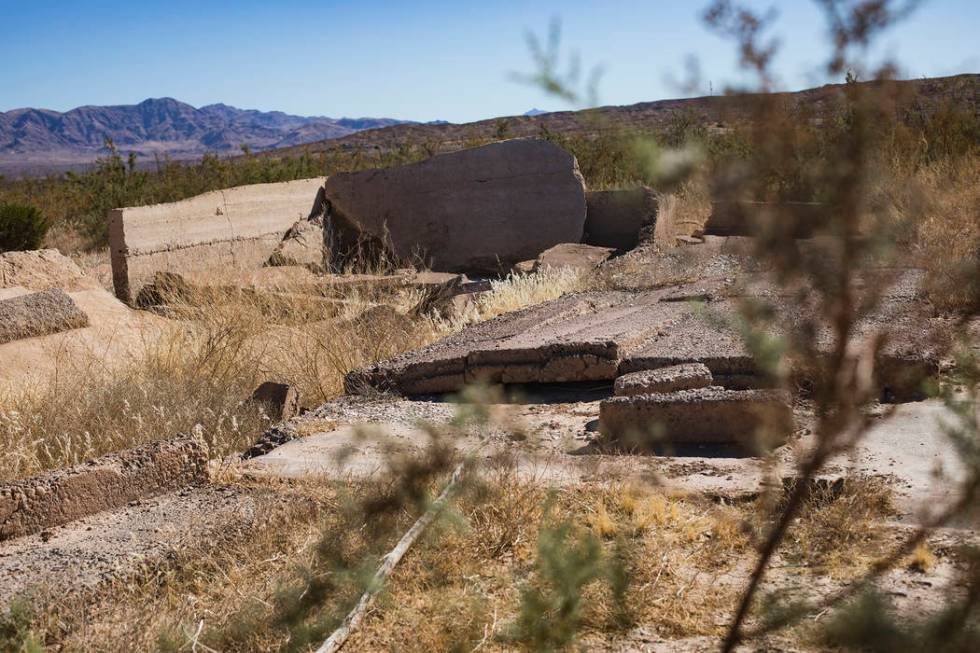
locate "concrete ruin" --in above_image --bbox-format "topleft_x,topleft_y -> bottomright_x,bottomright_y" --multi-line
108,177 -> 325,303
251,381 -> 301,422
613,362 -> 713,396
347,272 -> 943,400
599,387 -> 794,446
0,288 -> 89,344
0,434 -> 208,541
703,200 -> 825,238
531,243 -> 616,273
322,139 -> 587,273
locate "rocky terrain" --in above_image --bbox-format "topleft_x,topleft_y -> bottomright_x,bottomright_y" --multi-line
0,135 -> 977,651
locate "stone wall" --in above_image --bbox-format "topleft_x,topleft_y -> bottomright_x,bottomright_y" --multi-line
108,178 -> 324,303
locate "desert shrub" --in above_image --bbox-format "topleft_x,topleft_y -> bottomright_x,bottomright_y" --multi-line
0,202 -> 49,252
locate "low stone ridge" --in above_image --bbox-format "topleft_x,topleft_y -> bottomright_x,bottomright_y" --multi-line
322,139 -> 587,274
0,248 -> 99,292
533,243 -> 616,273
108,177 -> 325,303
584,186 -> 658,250
599,387 -> 793,446
614,363 -> 713,396
0,434 -> 209,541
0,288 -> 89,344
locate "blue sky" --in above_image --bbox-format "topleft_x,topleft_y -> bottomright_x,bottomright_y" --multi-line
0,1 -> 976,123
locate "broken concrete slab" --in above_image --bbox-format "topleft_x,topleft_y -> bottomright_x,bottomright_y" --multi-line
0,434 -> 208,541
347,268 -> 944,401
533,243 -> 616,273
614,363 -> 713,396
584,186 -> 658,250
599,387 -> 793,447
251,382 -> 300,422
0,287 -> 89,344
322,139 -> 587,274
345,290 -> 671,394
108,177 -> 325,303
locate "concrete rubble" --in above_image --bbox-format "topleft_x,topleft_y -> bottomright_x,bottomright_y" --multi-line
599,387 -> 794,447
251,381 -> 301,422
531,243 -> 617,273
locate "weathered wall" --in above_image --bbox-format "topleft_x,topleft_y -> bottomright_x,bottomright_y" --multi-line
108,178 -> 325,303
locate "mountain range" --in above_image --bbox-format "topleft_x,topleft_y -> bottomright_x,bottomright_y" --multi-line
0,98 -> 410,175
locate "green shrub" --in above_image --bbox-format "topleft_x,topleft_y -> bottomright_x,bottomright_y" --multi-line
0,202 -> 49,252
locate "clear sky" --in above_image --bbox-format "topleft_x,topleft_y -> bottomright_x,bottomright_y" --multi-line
0,0 -> 976,123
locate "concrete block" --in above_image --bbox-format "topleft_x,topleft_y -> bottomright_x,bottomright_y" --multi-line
599,387 -> 793,446
614,363 -> 713,396
108,178 -> 325,303
585,186 -> 658,250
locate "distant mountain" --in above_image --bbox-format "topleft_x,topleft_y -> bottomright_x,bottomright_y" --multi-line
0,98 -> 411,175
523,108 -> 547,116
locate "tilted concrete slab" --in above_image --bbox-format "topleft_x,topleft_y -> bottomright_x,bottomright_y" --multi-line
108,178 -> 325,303
322,139 -> 587,274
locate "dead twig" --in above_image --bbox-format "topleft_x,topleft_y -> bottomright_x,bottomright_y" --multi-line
315,462 -> 466,653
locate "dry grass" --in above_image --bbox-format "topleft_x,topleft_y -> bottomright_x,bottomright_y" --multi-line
0,264 -> 591,481
902,154 -> 980,312
7,470 -> 900,652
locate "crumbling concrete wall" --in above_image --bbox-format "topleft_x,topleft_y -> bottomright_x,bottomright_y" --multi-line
108,178 -> 325,303
0,288 -> 89,344
0,434 -> 208,541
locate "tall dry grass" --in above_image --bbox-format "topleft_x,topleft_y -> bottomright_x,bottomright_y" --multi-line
0,266 -> 591,481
